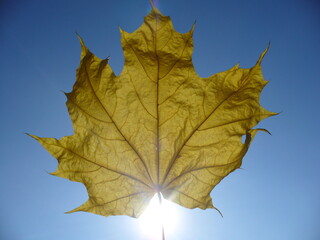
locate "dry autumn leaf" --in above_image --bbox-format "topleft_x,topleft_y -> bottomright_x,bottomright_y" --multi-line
30,5 -> 275,218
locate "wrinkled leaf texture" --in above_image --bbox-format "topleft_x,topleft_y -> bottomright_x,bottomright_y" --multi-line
30,6 -> 276,218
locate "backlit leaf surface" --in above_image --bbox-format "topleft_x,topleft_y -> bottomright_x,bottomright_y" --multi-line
31,6 -> 275,218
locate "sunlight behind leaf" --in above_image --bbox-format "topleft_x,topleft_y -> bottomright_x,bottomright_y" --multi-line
138,194 -> 178,240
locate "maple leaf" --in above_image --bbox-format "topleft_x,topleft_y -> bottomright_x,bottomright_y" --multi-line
30,6 -> 275,218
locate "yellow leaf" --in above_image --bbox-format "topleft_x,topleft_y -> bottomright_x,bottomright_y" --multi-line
30,6 -> 276,218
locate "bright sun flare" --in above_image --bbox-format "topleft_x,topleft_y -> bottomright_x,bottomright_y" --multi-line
138,194 -> 179,239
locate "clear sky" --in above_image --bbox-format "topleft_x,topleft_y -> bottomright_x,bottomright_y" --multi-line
1,0 -> 319,239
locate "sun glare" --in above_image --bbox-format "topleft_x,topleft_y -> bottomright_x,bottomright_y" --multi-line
138,194 -> 179,239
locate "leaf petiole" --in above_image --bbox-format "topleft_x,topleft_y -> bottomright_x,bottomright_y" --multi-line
157,192 -> 166,240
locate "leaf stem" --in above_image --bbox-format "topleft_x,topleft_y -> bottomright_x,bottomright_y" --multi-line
157,192 -> 166,240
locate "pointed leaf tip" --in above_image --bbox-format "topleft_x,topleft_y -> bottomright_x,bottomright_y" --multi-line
257,43 -> 270,65
149,0 -> 156,9
76,33 -> 89,60
76,33 -> 85,47
26,133 -> 39,141
148,0 -> 162,15
190,22 -> 196,35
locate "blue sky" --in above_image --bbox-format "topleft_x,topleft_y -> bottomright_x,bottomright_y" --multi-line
1,0 -> 319,239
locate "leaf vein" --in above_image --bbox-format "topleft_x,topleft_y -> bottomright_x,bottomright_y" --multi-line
80,62 -> 153,184
161,87 -> 244,184
61,143 -> 153,189
159,33 -> 193,80
127,70 -> 157,119
164,159 -> 239,189
122,34 -> 156,83
89,191 -> 148,208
